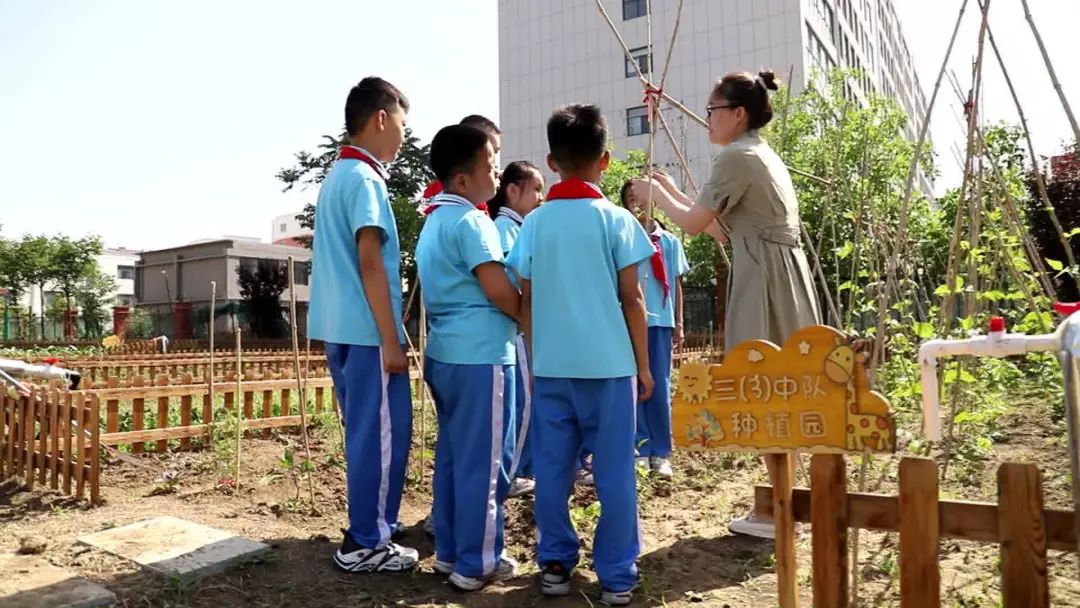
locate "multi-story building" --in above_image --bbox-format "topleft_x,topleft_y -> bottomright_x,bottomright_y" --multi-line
272,211 -> 311,247
498,0 -> 930,192
135,238 -> 311,337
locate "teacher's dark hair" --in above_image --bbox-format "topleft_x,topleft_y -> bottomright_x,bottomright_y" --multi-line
711,69 -> 779,130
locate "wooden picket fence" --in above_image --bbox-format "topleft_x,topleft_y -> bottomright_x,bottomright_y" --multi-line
1,389 -> 101,504
1,370 -> 339,504
755,454 -> 1077,607
86,371 -> 337,454
68,352 -> 331,384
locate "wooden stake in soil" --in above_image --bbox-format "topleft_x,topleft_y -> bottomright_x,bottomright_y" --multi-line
233,328 -> 242,491
768,452 -> 798,608
288,257 -> 317,509
207,281 -> 217,447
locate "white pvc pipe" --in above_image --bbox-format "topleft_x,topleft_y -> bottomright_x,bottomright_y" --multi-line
918,320 -> 1070,442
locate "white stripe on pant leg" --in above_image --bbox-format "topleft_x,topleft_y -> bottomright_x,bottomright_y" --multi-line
630,377 -> 644,553
482,365 -> 505,575
508,335 -> 531,479
375,348 -> 393,547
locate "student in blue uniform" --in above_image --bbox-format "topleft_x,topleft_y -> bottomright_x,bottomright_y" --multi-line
619,180 -> 689,479
506,104 -> 655,607
416,123 -> 522,591
487,160 -> 545,498
308,77 -> 417,573
421,114 -> 504,540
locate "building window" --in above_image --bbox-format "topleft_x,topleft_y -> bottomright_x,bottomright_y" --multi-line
117,265 -> 135,280
623,0 -> 647,20
625,46 -> 652,78
626,106 -> 649,136
294,261 -> 311,286
279,223 -> 287,233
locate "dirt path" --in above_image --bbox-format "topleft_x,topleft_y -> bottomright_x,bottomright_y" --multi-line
2,397 -> 1080,607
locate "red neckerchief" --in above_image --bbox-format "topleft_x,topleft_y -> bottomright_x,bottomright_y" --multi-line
649,229 -> 670,302
423,180 -> 444,198
545,178 -> 604,201
422,192 -> 488,216
338,146 -> 389,181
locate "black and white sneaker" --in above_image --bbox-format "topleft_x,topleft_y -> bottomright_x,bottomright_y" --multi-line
540,561 -> 572,596
600,588 -> 634,606
333,533 -> 418,573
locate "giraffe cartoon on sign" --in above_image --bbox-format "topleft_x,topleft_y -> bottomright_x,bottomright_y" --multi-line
823,340 -> 894,451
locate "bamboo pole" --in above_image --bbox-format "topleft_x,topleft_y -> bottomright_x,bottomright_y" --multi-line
233,328 -> 242,491
938,0 -> 993,334
981,1 -> 1076,269
288,257 -> 317,508
873,0 -> 970,362
1020,0 -> 1080,147
207,281 -> 216,446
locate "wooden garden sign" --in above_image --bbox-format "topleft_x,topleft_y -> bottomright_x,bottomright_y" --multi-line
673,325 -> 895,454
673,325 -> 896,608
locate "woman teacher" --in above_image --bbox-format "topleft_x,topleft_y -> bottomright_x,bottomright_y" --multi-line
631,69 -> 821,538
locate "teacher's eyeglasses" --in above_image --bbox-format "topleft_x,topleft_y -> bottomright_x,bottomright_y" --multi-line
706,103 -> 740,118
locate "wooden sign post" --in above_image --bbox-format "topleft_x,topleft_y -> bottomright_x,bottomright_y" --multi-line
673,325 -> 896,608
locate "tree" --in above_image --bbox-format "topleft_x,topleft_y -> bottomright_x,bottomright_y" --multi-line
0,236 -> 28,305
77,270 -> 117,338
52,235 -> 102,313
237,259 -> 289,338
17,235 -> 57,340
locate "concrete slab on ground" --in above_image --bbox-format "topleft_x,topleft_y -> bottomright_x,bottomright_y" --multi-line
76,516 -> 269,579
0,554 -> 117,608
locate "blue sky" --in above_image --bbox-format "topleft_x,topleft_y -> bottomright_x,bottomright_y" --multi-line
0,1 -> 1076,250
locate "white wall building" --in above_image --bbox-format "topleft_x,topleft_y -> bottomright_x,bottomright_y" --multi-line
272,212 -> 311,247
498,0 -> 930,192
24,247 -> 139,315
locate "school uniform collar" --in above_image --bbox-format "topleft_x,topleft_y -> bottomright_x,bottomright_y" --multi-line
546,178 -> 604,201
423,192 -> 488,215
497,207 -> 525,225
338,145 -> 390,181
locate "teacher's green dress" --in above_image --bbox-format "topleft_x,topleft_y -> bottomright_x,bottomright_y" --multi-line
697,130 -> 822,350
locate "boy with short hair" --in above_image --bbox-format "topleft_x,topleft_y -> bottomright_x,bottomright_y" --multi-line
308,76 -> 417,572
416,124 -> 521,591
422,114 -> 502,198
506,104 -> 655,606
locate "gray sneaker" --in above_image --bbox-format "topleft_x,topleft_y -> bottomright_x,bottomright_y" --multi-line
447,555 -> 518,591
600,587 -> 634,606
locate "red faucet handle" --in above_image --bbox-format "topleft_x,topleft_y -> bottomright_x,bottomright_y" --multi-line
42,357 -> 60,366
988,317 -> 1006,333
1054,301 -> 1080,316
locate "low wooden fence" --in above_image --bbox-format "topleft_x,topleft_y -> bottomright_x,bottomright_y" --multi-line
88,372 -> 336,454
1,389 -> 101,504
755,455 -> 1077,606
69,352 -> 331,384
1,370 -> 339,504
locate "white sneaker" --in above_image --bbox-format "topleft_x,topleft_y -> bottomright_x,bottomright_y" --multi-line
433,559 -> 455,575
447,555 -> 518,591
575,468 -> 594,486
333,539 -> 419,573
728,511 -> 776,540
423,514 -> 434,537
508,477 -> 536,497
600,588 -> 634,606
652,457 -> 673,479
635,456 -> 649,470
